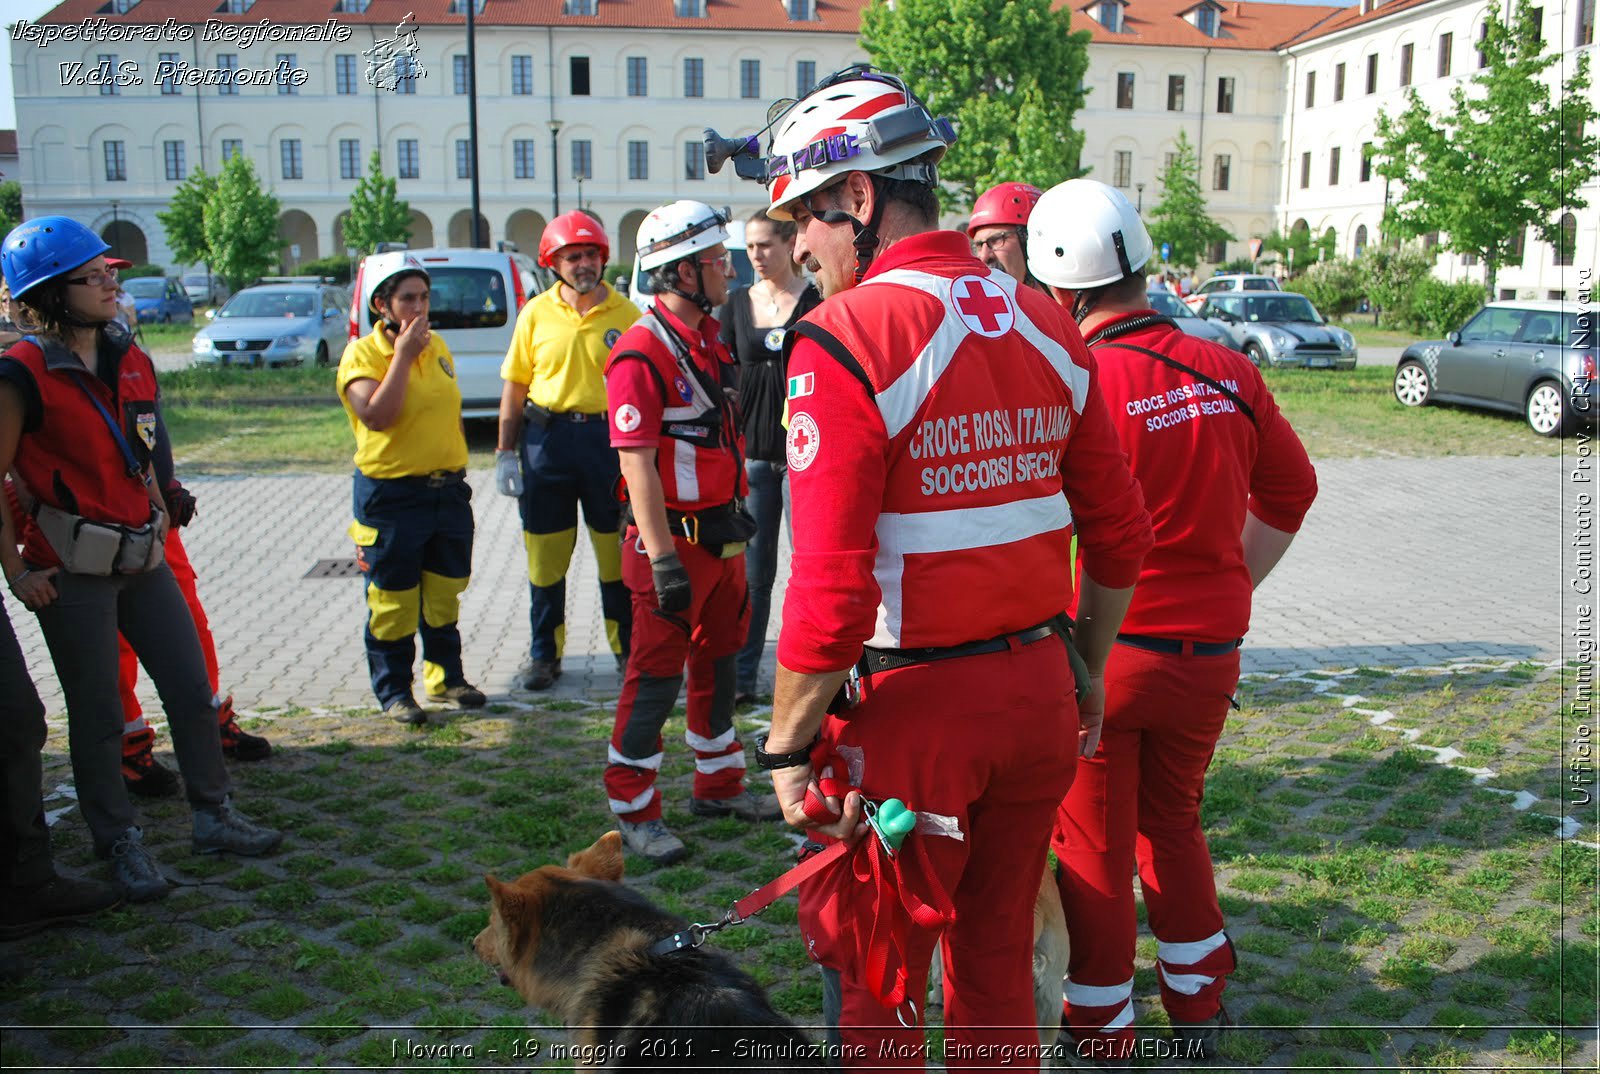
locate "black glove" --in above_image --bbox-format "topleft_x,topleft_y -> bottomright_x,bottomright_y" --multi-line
650,551 -> 691,613
163,481 -> 198,528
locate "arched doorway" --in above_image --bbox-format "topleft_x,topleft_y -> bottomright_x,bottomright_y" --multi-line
101,220 -> 148,265
617,209 -> 649,265
505,209 -> 547,255
448,210 -> 491,248
1321,227 -> 1336,262
407,210 -> 434,249
1354,224 -> 1368,257
277,210 -> 319,271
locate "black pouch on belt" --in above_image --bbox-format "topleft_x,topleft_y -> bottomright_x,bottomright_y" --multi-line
1052,613 -> 1094,705
522,401 -> 553,428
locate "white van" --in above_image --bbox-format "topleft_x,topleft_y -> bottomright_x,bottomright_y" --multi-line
626,217 -> 752,314
349,246 -> 554,419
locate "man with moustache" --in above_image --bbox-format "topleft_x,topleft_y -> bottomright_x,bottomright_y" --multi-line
496,212 -> 639,690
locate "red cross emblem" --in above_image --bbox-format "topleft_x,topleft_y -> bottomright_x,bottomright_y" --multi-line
952,275 -> 1014,337
787,412 -> 820,472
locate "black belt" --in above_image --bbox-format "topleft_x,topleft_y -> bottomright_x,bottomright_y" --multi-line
1116,633 -> 1242,656
525,401 -> 605,424
859,621 -> 1060,675
388,468 -> 465,488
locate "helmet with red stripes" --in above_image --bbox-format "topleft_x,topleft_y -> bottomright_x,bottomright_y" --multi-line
967,182 -> 1044,237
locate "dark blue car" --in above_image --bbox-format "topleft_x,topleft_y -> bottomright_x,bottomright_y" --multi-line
125,277 -> 194,324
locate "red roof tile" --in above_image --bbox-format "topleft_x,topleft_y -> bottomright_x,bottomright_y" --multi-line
1066,0 -> 1347,51
1278,0 -> 1440,47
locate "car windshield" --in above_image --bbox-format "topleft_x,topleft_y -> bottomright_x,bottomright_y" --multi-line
422,267 -> 510,330
182,274 -> 210,287
123,279 -> 165,298
1244,294 -> 1322,324
219,290 -> 316,319
1147,291 -> 1198,319
1241,278 -> 1278,291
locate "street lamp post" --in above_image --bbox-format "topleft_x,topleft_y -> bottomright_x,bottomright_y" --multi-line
465,0 -> 483,247
109,199 -> 120,256
1135,183 -> 1145,213
548,119 -> 563,217
576,176 -> 584,213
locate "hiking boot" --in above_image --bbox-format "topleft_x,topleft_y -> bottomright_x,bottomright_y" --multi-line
616,818 -> 687,864
0,873 -> 123,940
690,789 -> 782,822
192,797 -> 284,857
1172,1004 -> 1232,1061
122,745 -> 180,799
512,659 -> 561,691
217,695 -> 272,761
427,683 -> 487,708
106,827 -> 169,902
385,696 -> 428,725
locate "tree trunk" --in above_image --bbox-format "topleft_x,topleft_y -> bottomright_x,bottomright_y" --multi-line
1484,257 -> 1498,303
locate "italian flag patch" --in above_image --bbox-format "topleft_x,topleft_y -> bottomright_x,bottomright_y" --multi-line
788,372 -> 814,400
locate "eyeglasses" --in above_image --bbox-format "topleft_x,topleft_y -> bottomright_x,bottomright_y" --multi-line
971,231 -> 1019,256
65,268 -> 119,287
696,252 -> 733,271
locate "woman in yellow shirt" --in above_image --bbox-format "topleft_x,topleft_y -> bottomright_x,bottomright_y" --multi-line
337,253 -> 484,724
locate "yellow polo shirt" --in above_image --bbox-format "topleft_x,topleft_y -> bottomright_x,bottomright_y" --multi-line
500,282 -> 640,414
337,327 -> 468,479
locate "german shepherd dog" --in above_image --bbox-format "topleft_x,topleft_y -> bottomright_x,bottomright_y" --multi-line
475,832 -> 821,1071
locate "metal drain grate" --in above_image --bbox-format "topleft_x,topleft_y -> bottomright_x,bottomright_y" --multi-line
305,558 -> 361,579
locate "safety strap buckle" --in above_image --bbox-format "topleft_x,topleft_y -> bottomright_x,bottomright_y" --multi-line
679,513 -> 700,545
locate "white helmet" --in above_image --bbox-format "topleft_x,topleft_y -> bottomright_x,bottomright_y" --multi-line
636,200 -> 729,271
1027,179 -> 1153,290
363,250 -> 429,304
763,67 -> 954,221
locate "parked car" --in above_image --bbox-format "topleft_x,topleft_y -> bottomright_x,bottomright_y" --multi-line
1147,289 -> 1244,351
1393,299 -> 1596,437
181,271 -> 231,307
192,280 -> 351,368
123,277 -> 194,324
1197,292 -> 1357,369
1183,272 -> 1282,311
350,247 -> 554,419
628,216 -> 753,314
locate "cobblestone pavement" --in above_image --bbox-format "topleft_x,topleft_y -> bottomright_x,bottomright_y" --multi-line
9,453 -> 1566,718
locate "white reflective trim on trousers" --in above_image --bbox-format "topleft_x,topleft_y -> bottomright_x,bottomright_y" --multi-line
1102,1001 -> 1135,1031
1159,965 -> 1216,996
673,439 -> 700,503
608,786 -> 657,814
124,715 -> 150,734
685,726 -> 737,752
608,745 -> 665,771
863,268 -> 972,439
694,751 -> 747,774
1157,929 -> 1229,967
1065,976 -> 1134,1008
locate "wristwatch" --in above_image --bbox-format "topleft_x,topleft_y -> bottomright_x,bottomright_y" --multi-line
754,733 -> 818,771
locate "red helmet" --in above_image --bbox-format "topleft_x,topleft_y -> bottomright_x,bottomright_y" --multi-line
538,210 -> 609,268
966,182 -> 1044,237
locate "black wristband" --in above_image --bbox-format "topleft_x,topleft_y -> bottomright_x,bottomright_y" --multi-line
755,733 -> 818,771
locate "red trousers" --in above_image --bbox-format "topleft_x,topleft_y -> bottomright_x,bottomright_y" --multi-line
119,528 -> 222,753
800,634 -> 1077,1070
605,531 -> 751,822
1052,643 -> 1239,1048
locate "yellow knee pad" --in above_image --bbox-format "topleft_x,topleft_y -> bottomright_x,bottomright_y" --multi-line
524,528 -> 578,588
587,525 -> 623,584
421,571 -> 469,628
366,583 -> 420,642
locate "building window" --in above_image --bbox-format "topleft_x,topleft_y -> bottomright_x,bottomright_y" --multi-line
1510,227 -> 1527,262
1400,43 -> 1414,86
276,54 -> 298,95
1530,6 -> 1544,48
1334,63 -> 1345,101
1366,53 -> 1379,93
1300,151 -> 1311,189
1437,32 -> 1453,76
98,55 -> 118,96
1304,70 -> 1315,107
674,0 -> 706,14
563,0 -> 596,13
512,55 -> 533,95
514,140 -> 536,179
1578,0 -> 1596,47
788,0 -> 816,18
334,0 -> 370,11
685,141 -> 705,180
110,0 -> 138,10
398,138 -> 419,179
571,56 -> 591,95
456,139 -> 474,179
447,0 -> 484,11
740,59 -> 761,98
1328,146 -> 1341,184
162,140 -> 185,180
394,54 -> 417,94
1098,0 -> 1121,32
221,139 -> 242,162
217,53 -> 238,95
1216,76 -> 1234,113
159,52 -> 181,94
797,60 -> 816,95
1206,240 -> 1227,263
1113,150 -> 1132,188
280,139 -> 302,180
221,0 -> 253,11
1196,4 -> 1217,36
1167,75 -> 1185,111
1116,72 -> 1135,109
336,54 -> 358,94
626,56 -> 648,96
572,139 -> 593,179
1165,151 -> 1178,172
1212,154 -> 1231,191
627,140 -> 649,180
1360,141 -> 1374,181
684,57 -> 704,97
1354,224 -> 1368,255
453,55 -> 470,94
1555,212 -> 1576,265
339,139 -> 361,179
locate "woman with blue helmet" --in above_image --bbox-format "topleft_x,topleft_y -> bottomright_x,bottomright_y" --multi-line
0,216 -> 283,902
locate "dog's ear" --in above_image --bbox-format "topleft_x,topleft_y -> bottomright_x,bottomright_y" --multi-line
567,831 -> 625,882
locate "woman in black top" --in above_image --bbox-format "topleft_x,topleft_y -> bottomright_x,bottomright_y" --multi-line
720,213 -> 821,704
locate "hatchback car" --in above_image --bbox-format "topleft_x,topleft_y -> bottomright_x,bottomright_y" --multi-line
1197,292 -> 1358,369
193,281 -> 351,368
1147,289 -> 1243,351
124,277 -> 194,324
1183,272 -> 1281,311
350,247 -> 554,419
181,271 -> 231,307
1393,300 -> 1596,437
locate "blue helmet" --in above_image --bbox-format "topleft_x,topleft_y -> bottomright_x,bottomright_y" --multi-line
2,216 -> 110,299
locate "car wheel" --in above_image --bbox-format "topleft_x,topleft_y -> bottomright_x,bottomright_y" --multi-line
1244,343 -> 1267,368
1526,380 -> 1570,437
1393,361 -> 1432,408
315,341 -> 330,367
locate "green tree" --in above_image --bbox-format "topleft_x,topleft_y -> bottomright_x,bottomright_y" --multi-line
1283,257 -> 1364,317
1358,244 -> 1433,329
860,0 -> 1090,209
0,181 -> 22,237
155,166 -> 217,267
344,150 -> 411,254
1260,224 -> 1334,274
1144,132 -> 1231,270
1373,0 -> 1599,299
203,154 -> 280,291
